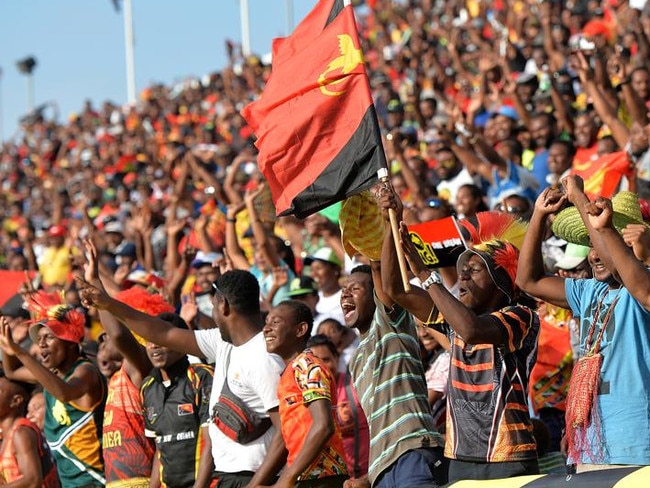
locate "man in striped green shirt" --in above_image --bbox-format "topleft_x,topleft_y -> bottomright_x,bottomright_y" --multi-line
341,192 -> 446,487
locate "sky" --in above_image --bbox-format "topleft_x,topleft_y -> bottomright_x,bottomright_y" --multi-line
0,0 -> 316,142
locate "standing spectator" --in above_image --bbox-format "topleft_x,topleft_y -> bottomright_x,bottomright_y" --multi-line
304,248 -> 346,326
76,270 -> 287,488
0,373 -> 60,488
0,293 -> 106,487
38,226 -> 72,288
380,187 -> 539,483
140,313 -> 214,488
307,334 -> 370,484
341,207 -> 446,485
517,180 -> 650,470
263,300 -> 349,487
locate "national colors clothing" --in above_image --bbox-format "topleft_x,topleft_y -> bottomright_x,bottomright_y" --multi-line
335,371 -> 369,478
570,151 -> 633,198
278,351 -> 348,481
44,359 -> 106,488
529,304 -> 573,414
0,418 -> 60,488
141,357 -> 213,488
432,305 -> 539,463
103,365 -> 155,488
349,295 -> 443,485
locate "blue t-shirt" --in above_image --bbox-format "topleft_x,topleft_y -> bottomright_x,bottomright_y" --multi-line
250,260 -> 295,307
565,278 -> 650,465
531,149 -> 550,192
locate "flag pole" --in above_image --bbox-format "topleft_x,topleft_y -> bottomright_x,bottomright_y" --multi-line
378,168 -> 411,293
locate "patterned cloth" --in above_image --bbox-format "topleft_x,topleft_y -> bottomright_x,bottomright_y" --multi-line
349,296 -> 443,485
103,366 -> 156,487
529,304 -> 573,414
339,190 -> 385,261
44,359 -> 106,487
278,351 -> 348,481
0,418 -> 60,488
432,305 -> 539,463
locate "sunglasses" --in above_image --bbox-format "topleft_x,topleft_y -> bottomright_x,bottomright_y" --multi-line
495,204 -> 527,215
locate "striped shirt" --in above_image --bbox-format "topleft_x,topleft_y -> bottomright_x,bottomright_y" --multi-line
434,305 -> 539,463
349,296 -> 443,485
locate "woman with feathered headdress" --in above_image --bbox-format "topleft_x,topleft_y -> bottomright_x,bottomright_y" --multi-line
0,289 -> 106,488
376,184 -> 540,483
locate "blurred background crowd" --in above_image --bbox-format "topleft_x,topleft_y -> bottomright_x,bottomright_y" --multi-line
2,0 -> 650,486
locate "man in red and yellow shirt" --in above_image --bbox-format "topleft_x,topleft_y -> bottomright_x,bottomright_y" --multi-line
263,300 -> 348,488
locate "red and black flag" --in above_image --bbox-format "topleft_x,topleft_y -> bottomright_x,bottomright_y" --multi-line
241,0 -> 386,218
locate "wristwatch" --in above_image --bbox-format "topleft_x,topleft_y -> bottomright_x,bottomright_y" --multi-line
421,271 -> 442,290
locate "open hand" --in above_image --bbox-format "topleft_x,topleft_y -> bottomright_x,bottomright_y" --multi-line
399,222 -> 428,277
180,292 -> 199,326
0,316 -> 21,357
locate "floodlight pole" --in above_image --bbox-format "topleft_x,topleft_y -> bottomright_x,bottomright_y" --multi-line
26,72 -> 34,113
286,0 -> 293,34
124,0 -> 136,104
240,0 -> 251,57
0,67 -> 3,142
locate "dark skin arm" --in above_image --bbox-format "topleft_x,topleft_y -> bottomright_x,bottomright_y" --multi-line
149,450 -> 162,488
245,410 -> 287,488
515,187 -> 570,309
225,202 -> 252,271
2,426 -> 44,488
76,277 -> 204,358
584,198 -> 650,310
377,186 -> 504,345
82,239 -> 151,387
260,400 -> 334,488
193,425 -> 214,488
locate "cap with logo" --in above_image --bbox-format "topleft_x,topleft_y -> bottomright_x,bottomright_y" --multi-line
303,247 -> 342,268
286,276 -> 318,298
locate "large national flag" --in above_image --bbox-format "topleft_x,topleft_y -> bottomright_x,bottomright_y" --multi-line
241,0 -> 386,218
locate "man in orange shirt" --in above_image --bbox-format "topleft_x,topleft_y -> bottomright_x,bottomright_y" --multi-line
263,300 -> 348,488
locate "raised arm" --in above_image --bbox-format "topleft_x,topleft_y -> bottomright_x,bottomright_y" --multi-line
0,319 -> 103,406
83,239 -> 152,387
515,187 -> 570,309
76,277 -> 203,358
582,198 -> 650,310
376,185 -> 503,345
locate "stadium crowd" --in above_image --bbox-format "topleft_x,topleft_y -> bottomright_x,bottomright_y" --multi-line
1,0 -> 650,487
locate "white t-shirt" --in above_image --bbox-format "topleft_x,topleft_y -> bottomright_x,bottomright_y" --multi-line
315,290 -> 345,327
436,168 -> 475,205
194,329 -> 284,473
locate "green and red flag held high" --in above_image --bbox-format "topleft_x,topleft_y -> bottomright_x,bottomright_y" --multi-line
241,0 -> 386,218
